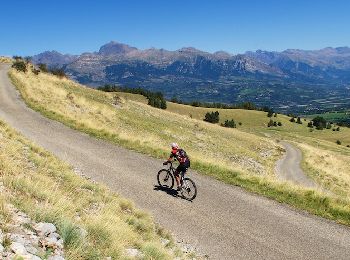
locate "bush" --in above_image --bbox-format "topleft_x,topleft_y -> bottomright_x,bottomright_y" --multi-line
267,119 -> 274,127
277,122 -> 282,126
312,116 -> 327,129
347,145 -> 350,148
267,110 -> 274,117
296,117 -> 302,124
326,123 -> 332,129
336,127 -> 340,131
12,60 -> 27,72
32,68 -> 40,75
307,122 -> 313,128
12,55 -> 22,60
290,117 -> 295,123
148,94 -> 167,109
38,63 -> 48,73
336,140 -> 341,145
222,119 -> 236,128
238,122 -> 242,126
204,111 -> 219,123
50,68 -> 66,78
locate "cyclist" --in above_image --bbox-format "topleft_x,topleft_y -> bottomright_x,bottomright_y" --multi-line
163,143 -> 190,190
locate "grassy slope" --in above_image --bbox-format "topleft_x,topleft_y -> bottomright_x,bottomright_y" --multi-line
8,68 -> 350,226
0,120 -> 183,259
0,56 -> 13,63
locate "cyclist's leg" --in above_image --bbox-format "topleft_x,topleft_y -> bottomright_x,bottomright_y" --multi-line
175,165 -> 182,188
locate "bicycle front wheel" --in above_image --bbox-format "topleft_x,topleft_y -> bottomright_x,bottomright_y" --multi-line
157,169 -> 174,189
180,178 -> 197,201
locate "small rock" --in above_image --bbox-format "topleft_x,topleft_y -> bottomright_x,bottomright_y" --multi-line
48,255 -> 65,260
26,244 -> 38,255
125,248 -> 142,257
41,236 -> 63,250
29,254 -> 42,260
10,233 -> 26,244
160,238 -> 170,246
34,223 -> 56,236
10,242 -> 28,255
48,232 -> 60,239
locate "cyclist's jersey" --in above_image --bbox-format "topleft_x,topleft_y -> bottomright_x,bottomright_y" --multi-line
169,148 -> 190,164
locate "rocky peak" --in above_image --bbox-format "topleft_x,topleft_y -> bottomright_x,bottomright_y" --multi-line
98,41 -> 138,56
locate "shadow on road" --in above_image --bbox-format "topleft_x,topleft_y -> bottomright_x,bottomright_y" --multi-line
153,185 -> 193,202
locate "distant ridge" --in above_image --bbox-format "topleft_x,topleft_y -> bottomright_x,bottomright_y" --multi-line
32,42 -> 350,114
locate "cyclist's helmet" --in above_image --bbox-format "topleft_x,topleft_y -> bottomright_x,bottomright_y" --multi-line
171,142 -> 179,149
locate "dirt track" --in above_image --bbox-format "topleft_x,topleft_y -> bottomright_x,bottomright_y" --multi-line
276,141 -> 316,188
1,64 -> 350,259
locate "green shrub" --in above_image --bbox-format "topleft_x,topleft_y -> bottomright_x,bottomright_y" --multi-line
312,116 -> 327,129
38,63 -> 48,73
336,140 -> 341,145
277,122 -> 282,126
290,117 -> 295,123
222,119 -> 236,128
12,60 -> 27,73
50,68 -> 66,78
204,111 -> 219,123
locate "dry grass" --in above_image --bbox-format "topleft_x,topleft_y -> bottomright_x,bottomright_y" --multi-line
299,142 -> 350,200
0,56 -> 13,63
8,68 -> 350,226
0,120 -> 180,259
9,69 -> 281,176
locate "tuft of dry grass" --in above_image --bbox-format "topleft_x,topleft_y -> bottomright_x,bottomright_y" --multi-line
0,56 -> 13,63
0,120 -> 180,259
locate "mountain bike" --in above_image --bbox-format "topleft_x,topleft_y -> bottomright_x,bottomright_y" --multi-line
157,161 -> 197,201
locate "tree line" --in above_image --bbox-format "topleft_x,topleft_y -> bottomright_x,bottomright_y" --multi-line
98,85 -> 167,109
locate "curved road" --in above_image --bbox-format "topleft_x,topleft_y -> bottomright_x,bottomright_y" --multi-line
276,141 -> 316,188
1,64 -> 350,259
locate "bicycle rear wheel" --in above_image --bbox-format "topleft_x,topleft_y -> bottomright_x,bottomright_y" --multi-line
157,169 -> 174,189
180,178 -> 197,201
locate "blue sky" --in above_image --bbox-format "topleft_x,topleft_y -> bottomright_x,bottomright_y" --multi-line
1,0 -> 349,56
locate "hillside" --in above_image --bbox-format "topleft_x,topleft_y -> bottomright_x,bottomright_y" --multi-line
32,42 -> 350,114
8,64 -> 350,226
0,119 -> 185,259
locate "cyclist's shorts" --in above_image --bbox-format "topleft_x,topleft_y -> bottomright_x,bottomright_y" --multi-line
176,160 -> 190,174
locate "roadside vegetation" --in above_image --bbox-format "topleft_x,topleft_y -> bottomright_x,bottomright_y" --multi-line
8,63 -> 350,226
0,56 -> 13,63
0,120 -> 183,259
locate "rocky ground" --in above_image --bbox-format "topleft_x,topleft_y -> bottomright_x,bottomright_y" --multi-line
0,203 -> 65,260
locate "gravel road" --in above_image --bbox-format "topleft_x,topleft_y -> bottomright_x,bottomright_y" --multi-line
276,141 -> 316,188
1,64 -> 350,259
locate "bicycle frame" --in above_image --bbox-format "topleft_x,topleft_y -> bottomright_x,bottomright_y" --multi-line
167,161 -> 187,184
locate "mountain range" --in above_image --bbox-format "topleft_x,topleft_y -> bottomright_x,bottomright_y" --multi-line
32,41 -> 350,114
